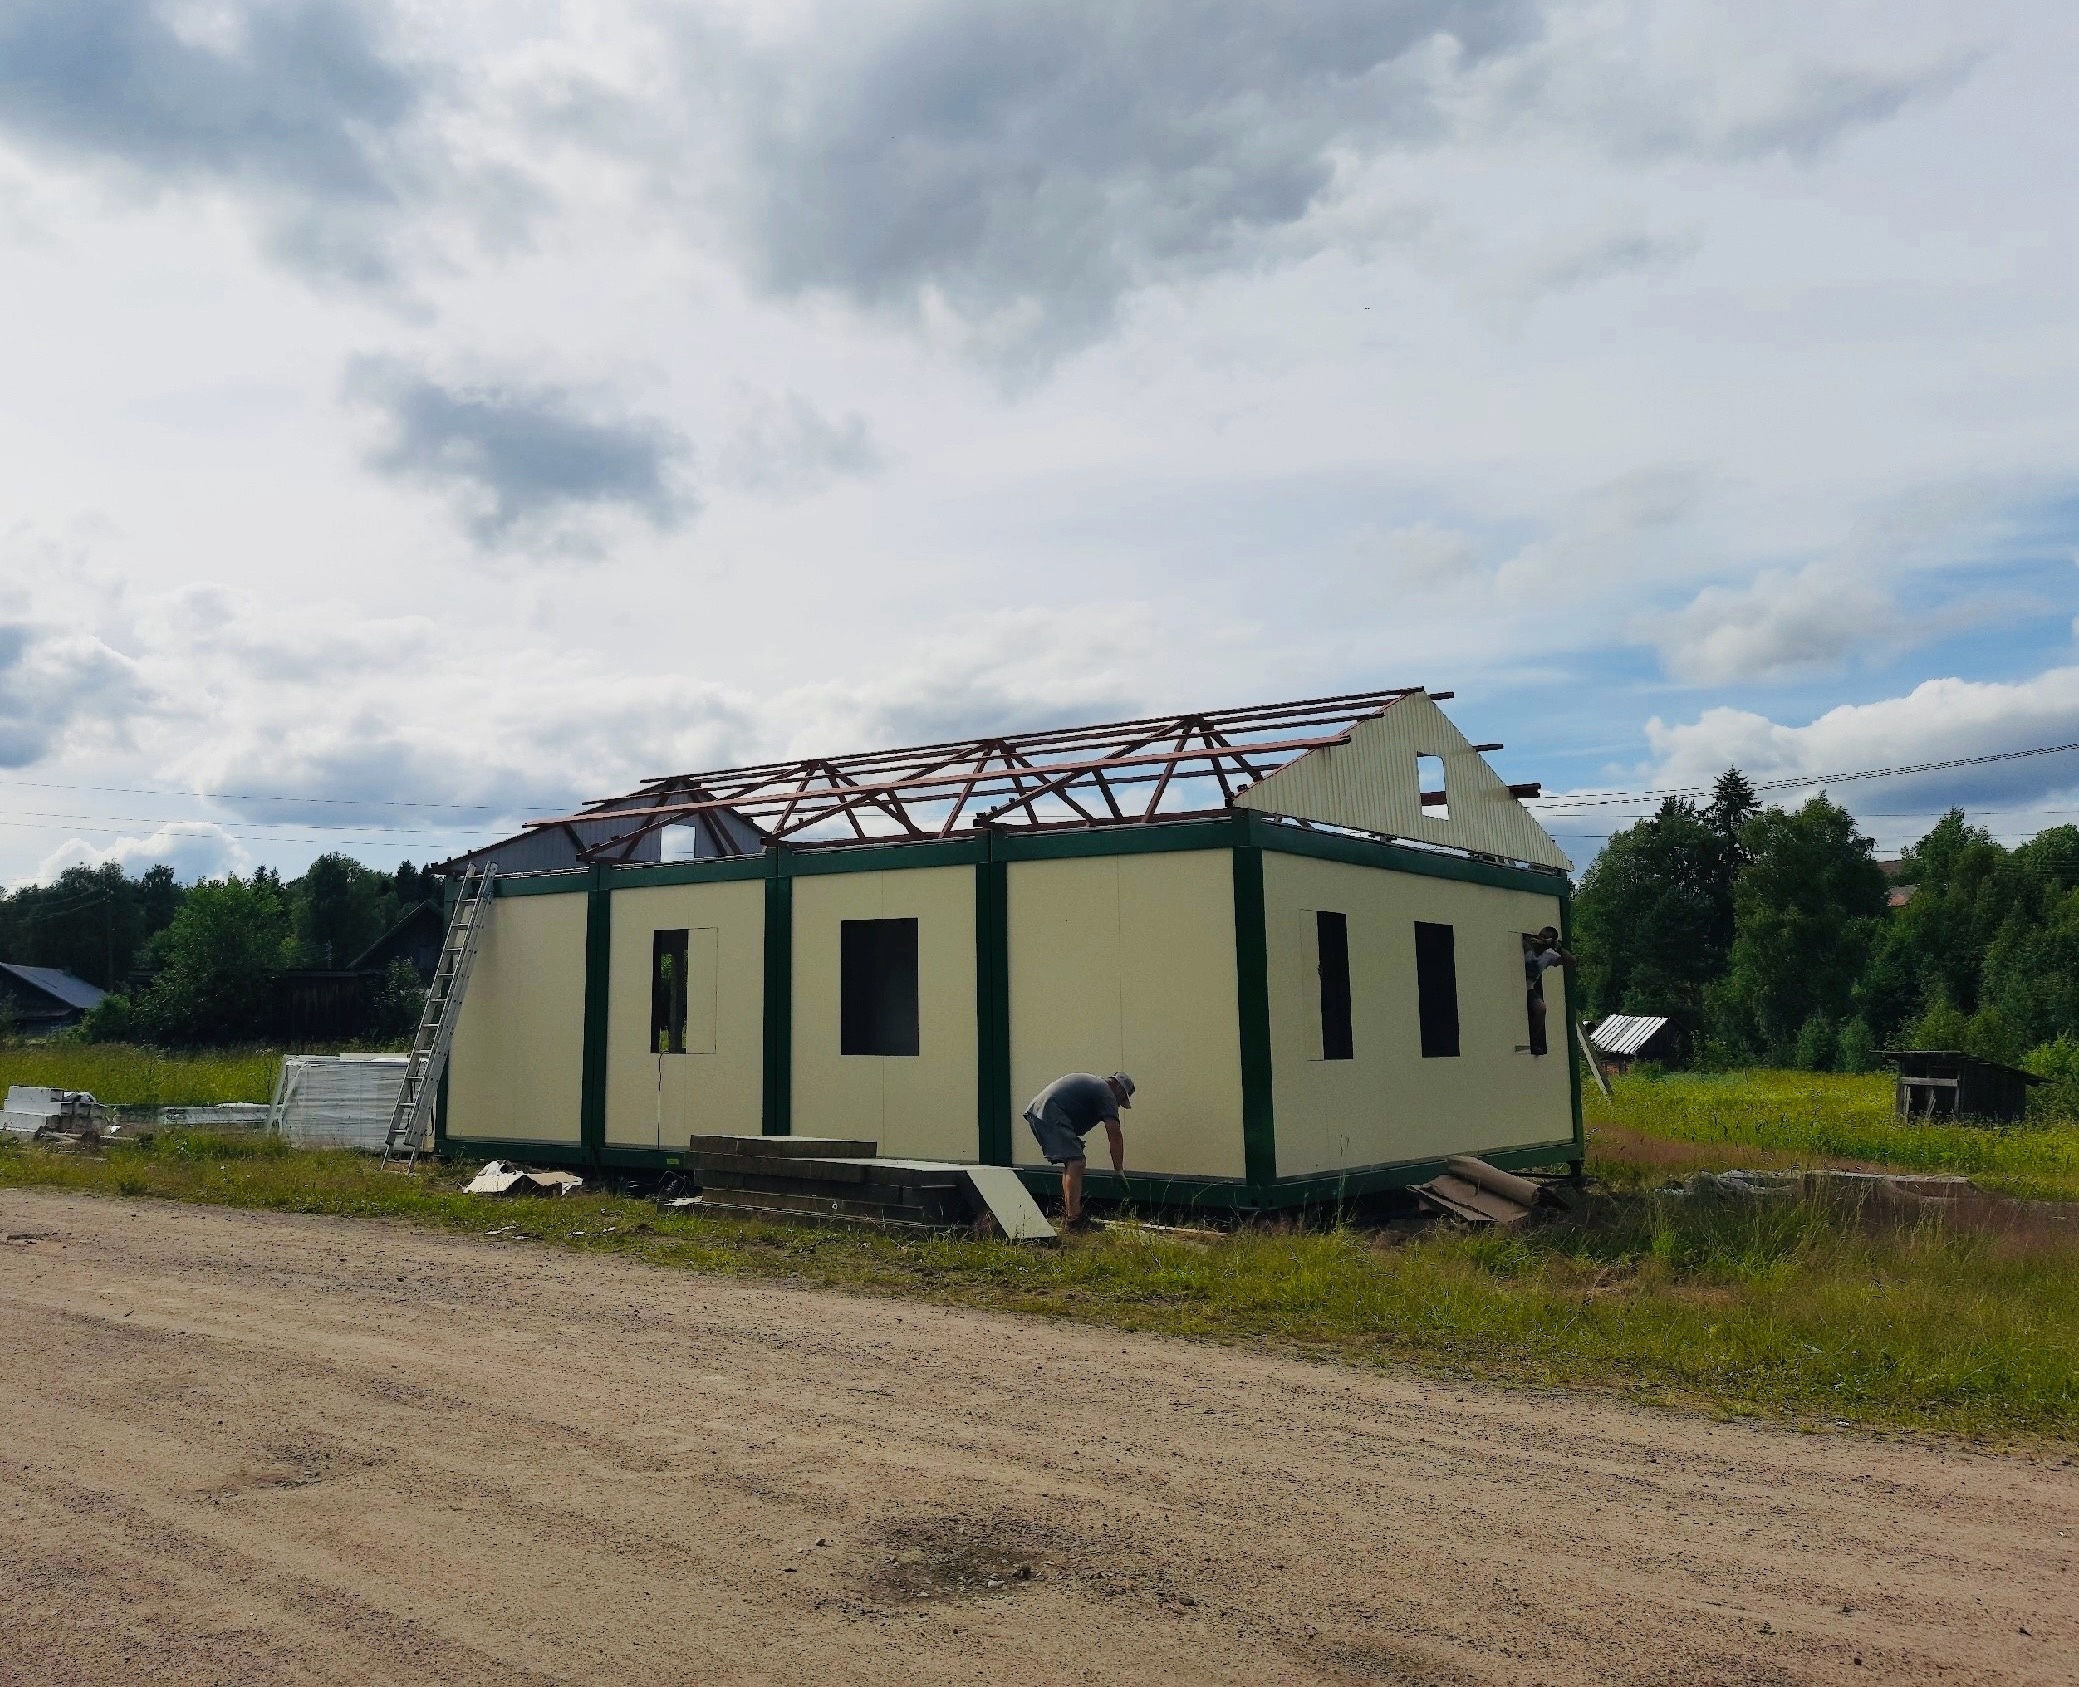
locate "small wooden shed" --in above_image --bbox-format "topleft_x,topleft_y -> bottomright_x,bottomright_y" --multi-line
1884,1050 -> 2041,1124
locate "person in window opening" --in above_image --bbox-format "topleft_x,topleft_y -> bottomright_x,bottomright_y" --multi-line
1524,927 -> 1575,1057
1022,1071 -> 1133,1231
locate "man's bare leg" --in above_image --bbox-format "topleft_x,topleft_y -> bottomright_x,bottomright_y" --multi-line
1063,1158 -> 1085,1221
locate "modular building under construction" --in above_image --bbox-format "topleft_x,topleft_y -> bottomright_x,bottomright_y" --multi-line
435,689 -> 1582,1208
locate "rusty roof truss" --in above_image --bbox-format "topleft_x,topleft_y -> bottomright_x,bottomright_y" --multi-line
528,688 -> 1443,864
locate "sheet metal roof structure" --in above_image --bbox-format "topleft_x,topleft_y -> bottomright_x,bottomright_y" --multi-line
1591,1015 -> 1674,1057
0,964 -> 107,1013
508,688 -> 1570,873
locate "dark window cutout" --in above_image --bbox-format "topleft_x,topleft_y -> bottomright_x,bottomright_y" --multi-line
1523,933 -> 1550,1057
841,918 -> 920,1057
1417,753 -> 1449,821
1316,910 -> 1353,1061
1414,921 -> 1459,1059
651,929 -> 688,1054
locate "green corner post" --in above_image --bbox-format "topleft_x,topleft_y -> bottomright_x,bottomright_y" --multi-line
1230,815 -> 1278,1194
1560,885 -> 1586,1180
578,864 -> 612,1162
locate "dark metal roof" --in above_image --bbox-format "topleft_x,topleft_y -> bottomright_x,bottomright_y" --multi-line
0,964 -> 107,1013
518,688 -> 1441,866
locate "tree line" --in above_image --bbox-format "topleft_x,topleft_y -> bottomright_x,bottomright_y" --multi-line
1574,771 -> 2079,1082
0,856 -> 440,1046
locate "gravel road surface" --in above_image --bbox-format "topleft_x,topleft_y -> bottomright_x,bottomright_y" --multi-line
2,1189 -> 2073,1685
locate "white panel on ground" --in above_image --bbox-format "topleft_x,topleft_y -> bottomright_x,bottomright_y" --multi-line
965,1165 -> 1058,1242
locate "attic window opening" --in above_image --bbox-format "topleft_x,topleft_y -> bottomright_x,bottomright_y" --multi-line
1417,754 -> 1449,821
841,918 -> 919,1057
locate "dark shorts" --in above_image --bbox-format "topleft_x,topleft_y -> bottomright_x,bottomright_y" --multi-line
1024,1109 -> 1089,1165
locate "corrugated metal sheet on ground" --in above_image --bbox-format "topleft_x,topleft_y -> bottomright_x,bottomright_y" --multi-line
270,1055 -> 407,1151
1591,1015 -> 1672,1057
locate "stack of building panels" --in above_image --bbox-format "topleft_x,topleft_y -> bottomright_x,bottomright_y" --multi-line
269,1054 -> 408,1151
686,1135 -> 980,1230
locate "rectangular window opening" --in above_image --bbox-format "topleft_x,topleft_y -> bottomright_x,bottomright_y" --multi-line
1522,932 -> 1550,1057
1414,921 -> 1459,1059
651,929 -> 688,1054
841,917 -> 920,1057
1316,910 -> 1353,1061
1416,753 -> 1449,821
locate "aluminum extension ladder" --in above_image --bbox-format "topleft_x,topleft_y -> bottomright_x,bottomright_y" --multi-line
381,863 -> 497,1169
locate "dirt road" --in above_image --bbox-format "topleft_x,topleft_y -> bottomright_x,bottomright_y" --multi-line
1,1190 -> 2072,1685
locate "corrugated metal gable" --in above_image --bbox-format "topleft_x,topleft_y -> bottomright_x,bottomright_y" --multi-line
1235,693 -> 1571,871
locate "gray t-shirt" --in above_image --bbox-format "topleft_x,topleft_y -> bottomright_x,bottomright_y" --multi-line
1024,1072 -> 1118,1137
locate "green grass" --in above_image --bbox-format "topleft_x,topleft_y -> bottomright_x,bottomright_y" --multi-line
0,1043 -> 281,1107
4,1125 -> 2075,1444
1586,1069 -> 2079,1202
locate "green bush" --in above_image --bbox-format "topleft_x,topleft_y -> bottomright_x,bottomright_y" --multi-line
1836,1017 -> 1879,1073
1792,1013 -> 1838,1072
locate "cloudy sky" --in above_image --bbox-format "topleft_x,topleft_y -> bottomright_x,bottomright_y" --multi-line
0,0 -> 2072,882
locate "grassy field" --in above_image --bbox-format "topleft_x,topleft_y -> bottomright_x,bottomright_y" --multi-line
1585,1069 -> 2079,1202
0,1044 -> 281,1107
3,1119 -> 2074,1443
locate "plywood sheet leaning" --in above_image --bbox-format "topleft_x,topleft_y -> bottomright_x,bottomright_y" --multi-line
1236,692 -> 1571,871
964,1164 -> 1056,1241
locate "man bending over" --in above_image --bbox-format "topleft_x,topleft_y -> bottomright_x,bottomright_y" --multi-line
1022,1071 -> 1133,1229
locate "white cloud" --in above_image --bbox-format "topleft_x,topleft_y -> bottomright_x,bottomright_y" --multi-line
1643,667 -> 2079,811
1640,564 -> 1902,684
716,389 -> 883,498
32,821 -> 250,887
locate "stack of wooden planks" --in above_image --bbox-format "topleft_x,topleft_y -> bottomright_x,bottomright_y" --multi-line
685,1135 -> 992,1232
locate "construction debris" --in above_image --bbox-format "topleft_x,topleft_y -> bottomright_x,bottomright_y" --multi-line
1,1086 -> 113,1146
1413,1156 -> 1568,1226
160,1103 -> 272,1129
1675,1169 -> 1979,1200
464,1161 -> 586,1197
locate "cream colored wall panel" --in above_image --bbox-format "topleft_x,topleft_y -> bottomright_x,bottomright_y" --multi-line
1238,693 -> 1570,870
791,867 -> 977,1161
1263,852 -> 1572,1176
446,890 -> 587,1144
1007,852 -> 1244,1180
605,880 -> 764,1149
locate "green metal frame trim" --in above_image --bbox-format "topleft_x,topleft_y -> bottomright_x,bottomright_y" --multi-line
1231,844 -> 1279,1188
1246,812 -> 1571,898
493,871 -> 591,898
784,836 -> 990,876
761,867 -> 793,1135
579,866 -> 611,1157
608,855 -> 771,890
1014,1138 -> 1582,1212
989,816 -> 1243,862
974,859 -> 1012,1164
443,1135 -> 588,1167
1560,890 -> 1585,1163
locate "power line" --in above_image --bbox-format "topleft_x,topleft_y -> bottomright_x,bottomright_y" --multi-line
1531,739 -> 2079,814
0,776 -> 543,813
